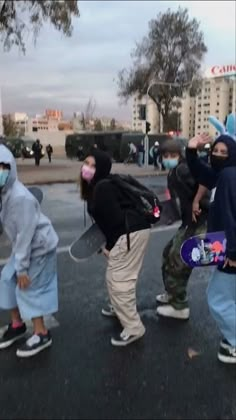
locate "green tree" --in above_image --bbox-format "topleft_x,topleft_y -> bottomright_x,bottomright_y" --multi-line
3,114 -> 17,136
0,0 -> 79,53
118,7 -> 207,132
94,119 -> 103,131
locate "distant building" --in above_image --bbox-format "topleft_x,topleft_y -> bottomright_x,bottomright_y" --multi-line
45,109 -> 63,120
11,112 -> 28,135
132,94 -> 160,134
132,65 -> 236,138
180,65 -> 236,138
58,121 -> 73,131
72,112 -> 85,132
27,116 -> 59,133
180,95 -> 196,139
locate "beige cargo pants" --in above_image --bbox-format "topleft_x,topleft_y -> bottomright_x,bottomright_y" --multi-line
106,229 -> 150,336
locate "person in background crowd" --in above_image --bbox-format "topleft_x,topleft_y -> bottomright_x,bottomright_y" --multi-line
46,144 -> 53,163
126,142 -> 137,164
153,141 -> 161,170
32,139 -> 43,167
137,140 -> 145,167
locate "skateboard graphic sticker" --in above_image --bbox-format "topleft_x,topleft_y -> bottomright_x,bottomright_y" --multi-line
69,223 -> 106,262
180,231 -> 226,268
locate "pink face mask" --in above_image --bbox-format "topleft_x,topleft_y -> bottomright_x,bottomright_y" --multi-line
81,164 -> 96,182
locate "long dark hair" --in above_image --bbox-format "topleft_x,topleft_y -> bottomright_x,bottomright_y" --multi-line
79,172 -> 93,201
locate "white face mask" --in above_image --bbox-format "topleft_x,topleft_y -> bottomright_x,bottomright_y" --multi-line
0,169 -> 10,188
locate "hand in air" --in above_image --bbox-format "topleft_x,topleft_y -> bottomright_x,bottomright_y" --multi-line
188,133 -> 212,149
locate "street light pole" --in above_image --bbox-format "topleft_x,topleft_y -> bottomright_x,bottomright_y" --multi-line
144,79 -> 158,168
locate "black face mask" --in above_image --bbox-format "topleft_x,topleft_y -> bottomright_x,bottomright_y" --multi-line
210,155 -> 228,172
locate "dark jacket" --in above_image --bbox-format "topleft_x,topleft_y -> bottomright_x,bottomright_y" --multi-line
186,135 -> 236,273
167,160 -> 209,228
137,144 -> 144,153
153,146 -> 160,156
87,150 -> 150,250
32,141 -> 42,156
46,145 -> 53,154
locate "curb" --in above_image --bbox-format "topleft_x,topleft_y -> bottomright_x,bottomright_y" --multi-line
19,171 -> 168,186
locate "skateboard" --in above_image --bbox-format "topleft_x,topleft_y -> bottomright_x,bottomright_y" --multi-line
181,231 -> 226,268
0,187 -> 43,235
69,197 -> 181,262
69,223 -> 106,262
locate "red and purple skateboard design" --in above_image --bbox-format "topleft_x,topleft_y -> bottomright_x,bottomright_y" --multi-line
181,231 -> 226,268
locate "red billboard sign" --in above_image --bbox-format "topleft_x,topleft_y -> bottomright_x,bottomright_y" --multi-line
206,65 -> 236,78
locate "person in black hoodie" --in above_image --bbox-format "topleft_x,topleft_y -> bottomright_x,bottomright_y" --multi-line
186,122 -> 236,364
79,149 -> 151,347
156,139 -> 209,320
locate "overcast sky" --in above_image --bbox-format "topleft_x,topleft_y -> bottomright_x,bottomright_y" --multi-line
0,0 -> 235,120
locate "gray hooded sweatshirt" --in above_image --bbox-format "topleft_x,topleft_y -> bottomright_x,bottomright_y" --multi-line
0,145 -> 58,275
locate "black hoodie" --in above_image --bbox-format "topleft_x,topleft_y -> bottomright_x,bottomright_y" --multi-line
161,138 -> 209,227
186,135 -> 236,273
86,149 -> 150,250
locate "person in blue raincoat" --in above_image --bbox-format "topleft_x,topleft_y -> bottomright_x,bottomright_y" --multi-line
0,144 -> 58,358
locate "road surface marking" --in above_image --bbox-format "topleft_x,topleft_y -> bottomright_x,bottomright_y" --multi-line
0,222 -> 180,266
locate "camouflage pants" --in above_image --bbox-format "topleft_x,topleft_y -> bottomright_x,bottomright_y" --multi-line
162,222 -> 207,309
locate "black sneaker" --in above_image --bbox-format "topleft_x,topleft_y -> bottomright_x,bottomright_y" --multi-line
0,323 -> 27,349
16,331 -> 52,358
111,329 -> 145,347
218,343 -> 236,364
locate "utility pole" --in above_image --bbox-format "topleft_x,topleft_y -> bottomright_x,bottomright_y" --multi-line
143,79 -> 192,167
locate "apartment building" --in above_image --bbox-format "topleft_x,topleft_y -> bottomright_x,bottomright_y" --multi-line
27,116 -> 59,133
45,109 -> 63,120
180,95 -> 196,139
132,94 -> 160,134
11,112 -> 28,134
181,65 -> 236,139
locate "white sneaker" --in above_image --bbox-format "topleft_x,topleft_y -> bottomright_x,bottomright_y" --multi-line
220,338 -> 232,350
101,304 -> 117,318
111,328 -> 145,347
156,304 -> 190,320
218,345 -> 236,364
156,292 -> 172,304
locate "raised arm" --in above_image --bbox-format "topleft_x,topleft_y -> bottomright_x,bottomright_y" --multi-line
186,133 -> 217,190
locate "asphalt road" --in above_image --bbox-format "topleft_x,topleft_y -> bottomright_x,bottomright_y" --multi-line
0,180 -> 235,420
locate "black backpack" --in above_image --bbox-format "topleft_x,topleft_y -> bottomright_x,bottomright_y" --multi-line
108,174 -> 162,225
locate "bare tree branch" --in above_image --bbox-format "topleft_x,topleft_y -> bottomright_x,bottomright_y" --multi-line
0,0 -> 79,53
117,6 -> 207,131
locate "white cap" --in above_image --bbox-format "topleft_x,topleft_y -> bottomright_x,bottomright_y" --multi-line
155,141 -> 159,146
